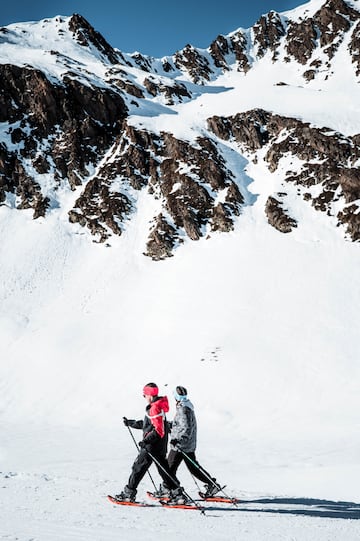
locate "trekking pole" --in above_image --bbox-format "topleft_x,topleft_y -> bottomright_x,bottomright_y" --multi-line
145,448 -> 206,515
125,424 -> 158,493
179,448 -> 238,505
189,471 -> 202,492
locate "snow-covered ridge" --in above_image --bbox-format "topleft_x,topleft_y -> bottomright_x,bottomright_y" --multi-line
1,0 -> 360,260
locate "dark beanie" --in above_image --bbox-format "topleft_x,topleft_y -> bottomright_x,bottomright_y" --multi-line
176,385 -> 187,396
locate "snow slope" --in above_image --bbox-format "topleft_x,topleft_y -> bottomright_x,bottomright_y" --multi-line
1,189 -> 360,540
1,0 -> 360,539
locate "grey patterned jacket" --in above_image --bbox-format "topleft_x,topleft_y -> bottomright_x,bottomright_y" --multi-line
170,398 -> 197,452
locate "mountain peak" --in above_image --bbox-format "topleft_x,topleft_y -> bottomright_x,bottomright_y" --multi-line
68,13 -> 119,64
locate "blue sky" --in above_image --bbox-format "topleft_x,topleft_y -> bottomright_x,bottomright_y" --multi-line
1,0 -> 305,56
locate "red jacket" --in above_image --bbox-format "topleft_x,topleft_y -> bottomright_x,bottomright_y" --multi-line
145,396 -> 169,439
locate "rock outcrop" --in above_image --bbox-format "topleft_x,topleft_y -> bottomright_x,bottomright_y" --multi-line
0,63 -> 127,217
68,14 -> 120,64
265,195 -> 297,233
253,11 -> 285,60
68,123 -> 244,253
2,2 -> 360,259
208,109 -> 360,241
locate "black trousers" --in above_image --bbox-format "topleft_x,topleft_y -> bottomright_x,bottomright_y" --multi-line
127,448 -> 178,491
167,449 -> 212,484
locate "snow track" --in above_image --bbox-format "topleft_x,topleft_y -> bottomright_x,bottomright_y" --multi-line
2,468 -> 360,541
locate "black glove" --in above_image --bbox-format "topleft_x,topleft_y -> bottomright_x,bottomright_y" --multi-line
123,417 -> 136,427
170,438 -> 179,446
138,440 -> 148,450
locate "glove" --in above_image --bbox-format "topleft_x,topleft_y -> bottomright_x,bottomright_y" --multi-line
138,440 -> 148,449
123,417 -> 136,427
170,438 -> 179,446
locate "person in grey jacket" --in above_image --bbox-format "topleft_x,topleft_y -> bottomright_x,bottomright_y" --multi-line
160,385 -> 221,498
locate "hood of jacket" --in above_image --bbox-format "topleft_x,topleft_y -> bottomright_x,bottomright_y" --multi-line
149,395 -> 169,414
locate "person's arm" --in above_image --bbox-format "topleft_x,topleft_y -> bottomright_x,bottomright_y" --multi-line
123,417 -> 143,429
170,407 -> 191,447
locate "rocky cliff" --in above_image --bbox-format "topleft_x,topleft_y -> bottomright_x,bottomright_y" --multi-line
1,1 -> 360,259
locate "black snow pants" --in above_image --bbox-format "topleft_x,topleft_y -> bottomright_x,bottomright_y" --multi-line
127,448 -> 178,491
167,449 -> 212,484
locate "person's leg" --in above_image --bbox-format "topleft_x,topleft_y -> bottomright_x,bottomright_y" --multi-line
183,452 -> 212,484
115,449 -> 152,500
183,451 -> 221,496
154,453 -> 179,490
127,449 -> 153,490
167,449 -> 183,477
155,449 -> 183,496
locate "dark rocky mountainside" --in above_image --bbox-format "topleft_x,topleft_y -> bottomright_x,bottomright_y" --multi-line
208,110 -> 360,240
1,1 -> 360,259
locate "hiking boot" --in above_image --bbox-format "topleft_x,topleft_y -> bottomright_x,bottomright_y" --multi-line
114,486 -> 136,502
203,479 -> 221,498
168,487 -> 189,505
155,483 -> 171,498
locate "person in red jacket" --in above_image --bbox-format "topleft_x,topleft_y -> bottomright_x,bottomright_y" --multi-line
115,382 -> 185,503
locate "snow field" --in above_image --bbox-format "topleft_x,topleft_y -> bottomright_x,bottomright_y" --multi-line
2,0 -> 360,538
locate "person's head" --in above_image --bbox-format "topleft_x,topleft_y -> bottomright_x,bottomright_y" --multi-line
143,382 -> 158,403
173,385 -> 187,402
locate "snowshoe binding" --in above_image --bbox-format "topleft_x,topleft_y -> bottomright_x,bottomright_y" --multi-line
202,479 -> 222,498
112,486 -> 136,503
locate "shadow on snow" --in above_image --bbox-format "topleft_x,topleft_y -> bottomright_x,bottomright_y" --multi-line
204,497 -> 360,520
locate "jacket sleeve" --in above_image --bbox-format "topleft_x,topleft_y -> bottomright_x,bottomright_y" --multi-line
129,420 -> 143,429
171,406 -> 192,448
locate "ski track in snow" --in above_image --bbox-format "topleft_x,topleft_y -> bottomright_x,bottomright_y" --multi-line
1,426 -> 360,540
1,470 -> 360,541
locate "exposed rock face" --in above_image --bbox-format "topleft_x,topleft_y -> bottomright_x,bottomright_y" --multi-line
229,31 -> 252,73
162,0 -> 360,83
68,14 -> 120,64
253,11 -> 285,60
68,177 -> 132,242
2,3 -> 360,259
285,19 -> 318,65
314,0 -> 359,51
143,77 -> 191,105
209,35 -> 231,70
130,52 -> 153,72
265,196 -> 297,233
337,205 -> 360,241
145,214 -> 181,260
349,21 -> 360,75
106,67 -> 145,98
208,31 -> 251,73
0,63 -> 127,217
208,110 -> 270,151
208,109 -> 360,241
174,45 -> 213,83
68,122 -> 244,251
284,0 -> 360,78
171,30 -> 252,82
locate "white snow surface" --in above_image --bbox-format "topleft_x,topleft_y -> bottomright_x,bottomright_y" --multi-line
1,0 -> 360,539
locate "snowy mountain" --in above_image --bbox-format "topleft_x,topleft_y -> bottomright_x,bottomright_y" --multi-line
1,0 -> 360,259
1,1 -> 360,540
